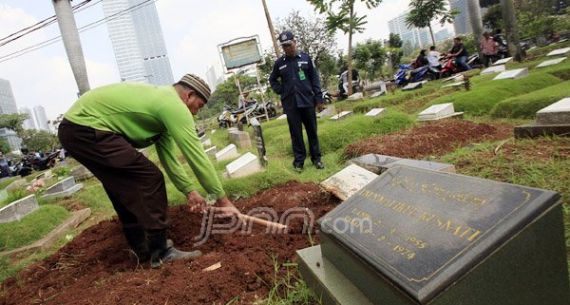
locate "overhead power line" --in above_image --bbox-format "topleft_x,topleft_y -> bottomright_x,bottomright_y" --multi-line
0,0 -> 157,64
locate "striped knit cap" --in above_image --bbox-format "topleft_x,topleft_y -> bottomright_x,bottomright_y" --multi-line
178,74 -> 211,102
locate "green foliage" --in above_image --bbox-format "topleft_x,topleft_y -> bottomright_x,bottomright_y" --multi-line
353,39 -> 387,80
0,113 -> 28,135
490,80 -> 570,118
483,4 -> 503,30
0,138 -> 10,154
0,177 -> 18,190
0,205 -> 69,251
200,75 -> 258,119
20,129 -> 59,152
52,166 -> 71,178
431,72 -> 563,115
406,0 -> 458,46
0,188 -> 29,208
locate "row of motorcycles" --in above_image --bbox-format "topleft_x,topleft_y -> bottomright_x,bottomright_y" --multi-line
218,99 -> 278,128
0,150 -> 61,178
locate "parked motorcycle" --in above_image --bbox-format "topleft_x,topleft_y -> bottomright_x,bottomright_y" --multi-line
394,64 -> 439,87
251,100 -> 278,118
217,103 -> 257,128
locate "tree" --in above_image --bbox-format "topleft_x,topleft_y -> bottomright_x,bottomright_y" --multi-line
276,10 -> 337,68
315,50 -> 340,89
0,113 -> 28,135
501,0 -> 524,61
0,138 -> 10,154
387,33 -> 404,71
406,0 -> 458,47
467,0 -> 484,55
20,130 -> 59,152
353,39 -> 387,80
482,4 -> 504,29
307,0 -> 382,95
200,75 -> 258,119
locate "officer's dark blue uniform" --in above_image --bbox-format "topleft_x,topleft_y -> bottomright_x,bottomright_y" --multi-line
269,31 -> 323,170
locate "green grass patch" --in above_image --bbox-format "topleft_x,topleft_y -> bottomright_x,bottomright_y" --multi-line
0,189 -> 29,209
430,72 -> 563,115
0,205 -> 70,251
0,177 -> 19,190
490,80 -> 570,118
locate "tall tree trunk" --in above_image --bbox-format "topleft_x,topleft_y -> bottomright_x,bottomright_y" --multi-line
52,0 -> 90,95
467,0 -> 484,56
261,0 -> 281,58
500,0 -> 524,61
347,2 -> 354,96
428,24 -> 436,47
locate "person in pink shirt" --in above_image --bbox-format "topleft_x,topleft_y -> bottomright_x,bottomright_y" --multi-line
480,32 -> 498,67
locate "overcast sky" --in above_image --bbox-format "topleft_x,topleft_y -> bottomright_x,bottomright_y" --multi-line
0,0 -> 417,120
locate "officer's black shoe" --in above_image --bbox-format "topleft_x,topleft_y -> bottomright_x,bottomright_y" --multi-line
293,164 -> 304,173
314,161 -> 325,170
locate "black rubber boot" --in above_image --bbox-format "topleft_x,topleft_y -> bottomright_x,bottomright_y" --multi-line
122,226 -> 150,262
147,229 -> 202,268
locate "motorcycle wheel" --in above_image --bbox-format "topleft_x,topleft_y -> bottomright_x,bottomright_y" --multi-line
219,121 -> 228,129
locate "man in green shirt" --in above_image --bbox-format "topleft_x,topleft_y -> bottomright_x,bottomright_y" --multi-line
58,74 -> 236,268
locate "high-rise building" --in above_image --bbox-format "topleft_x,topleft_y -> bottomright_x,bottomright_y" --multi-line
102,0 -> 174,85
388,11 -> 433,49
19,107 -> 37,130
33,106 -> 50,131
205,65 -> 225,91
0,78 -> 21,151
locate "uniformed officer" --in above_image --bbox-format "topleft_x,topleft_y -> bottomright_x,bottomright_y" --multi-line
269,31 -> 324,172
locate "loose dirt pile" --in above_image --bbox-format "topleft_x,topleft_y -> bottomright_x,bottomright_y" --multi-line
1,182 -> 339,305
344,119 -> 513,159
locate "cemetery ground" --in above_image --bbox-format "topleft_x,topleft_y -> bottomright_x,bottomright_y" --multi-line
1,41 -> 570,304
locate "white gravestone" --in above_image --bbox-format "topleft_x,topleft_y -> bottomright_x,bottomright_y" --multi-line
225,152 -> 263,179
228,130 -> 252,149
215,144 -> 239,162
481,65 -> 506,75
201,138 -> 212,148
317,105 -> 336,118
493,57 -> 513,65
402,82 -> 423,91
442,81 -> 466,88
536,98 -> 570,125
330,111 -> 353,121
205,146 -> 217,157
320,164 -> 378,201
42,176 -> 83,199
365,108 -> 386,117
277,114 -> 287,120
418,103 -> 462,121
347,92 -> 364,101
370,91 -> 386,98
536,57 -> 566,68
0,195 -> 39,223
493,68 -> 529,80
547,47 -> 570,57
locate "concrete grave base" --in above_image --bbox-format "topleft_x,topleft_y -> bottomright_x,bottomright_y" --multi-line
536,97 -> 570,125
347,92 -> 364,101
0,195 -> 39,224
348,154 -> 455,174
493,68 -> 529,80
493,57 -> 513,65
370,90 -> 386,98
205,146 -> 217,157
481,65 -> 506,75
71,165 -> 94,181
42,183 -> 84,200
514,124 -> 570,139
318,105 -> 336,118
547,47 -> 570,57
418,103 -> 463,121
402,82 -> 423,91
215,144 -> 239,162
224,152 -> 263,179
330,111 -> 353,121
229,130 -> 252,149
536,57 -> 566,68
365,108 -> 385,117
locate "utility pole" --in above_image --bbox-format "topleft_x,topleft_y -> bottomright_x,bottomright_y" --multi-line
52,0 -> 90,95
261,0 -> 281,58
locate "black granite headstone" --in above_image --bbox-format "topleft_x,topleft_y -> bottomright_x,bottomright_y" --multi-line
250,118 -> 267,167
314,166 -> 569,305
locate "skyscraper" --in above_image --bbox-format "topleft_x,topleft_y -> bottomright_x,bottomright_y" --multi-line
102,0 -> 174,85
449,0 -> 472,35
33,106 -> 50,131
0,78 -> 21,151
388,11 -> 432,49
19,107 -> 37,130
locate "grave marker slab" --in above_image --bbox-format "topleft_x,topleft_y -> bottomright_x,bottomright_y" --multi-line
402,82 -> 423,91
418,103 -> 462,121
5,178 -> 27,192
347,92 -> 364,101
365,108 -> 385,117
443,74 -> 464,83
204,146 -> 217,157
547,47 -> 570,56
215,144 -> 239,162
277,114 -> 287,120
515,97 -> 570,138
70,165 -> 94,181
370,91 -> 386,98
42,176 -> 83,199
492,57 -> 512,65
0,195 -> 39,223
480,65 -> 506,75
225,152 -> 263,178
320,164 -> 377,201
201,138 -> 212,148
301,167 -> 569,305
229,130 -> 252,149
493,68 -> 529,80
330,111 -> 352,121
348,154 -> 455,174
384,159 -> 456,173
317,105 -> 336,118
536,57 -> 566,68
441,81 -> 466,88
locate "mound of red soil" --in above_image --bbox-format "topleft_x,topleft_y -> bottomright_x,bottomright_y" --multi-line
344,120 -> 513,160
1,182 -> 339,305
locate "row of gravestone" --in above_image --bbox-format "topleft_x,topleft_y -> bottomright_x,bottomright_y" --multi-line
0,176 -> 83,224
298,154 -> 570,305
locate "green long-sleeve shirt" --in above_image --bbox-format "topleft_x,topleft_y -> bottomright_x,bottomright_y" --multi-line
64,82 -> 225,199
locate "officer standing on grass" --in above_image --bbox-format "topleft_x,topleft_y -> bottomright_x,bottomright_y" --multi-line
269,30 -> 324,172
58,74 -> 238,268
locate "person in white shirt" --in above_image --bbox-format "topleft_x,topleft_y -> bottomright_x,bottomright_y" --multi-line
427,46 -> 442,69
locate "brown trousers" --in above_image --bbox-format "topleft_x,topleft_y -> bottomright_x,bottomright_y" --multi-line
58,119 -> 168,231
